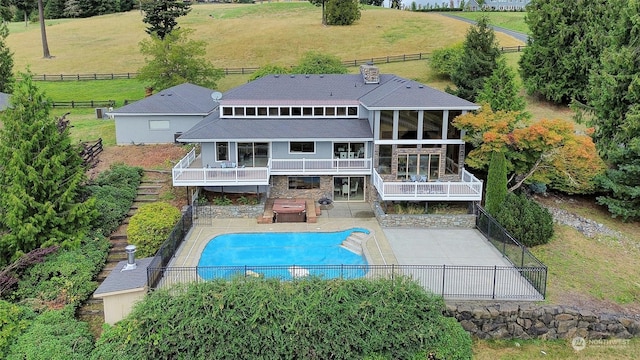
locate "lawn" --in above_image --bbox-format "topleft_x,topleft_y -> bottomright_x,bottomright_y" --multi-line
451,11 -> 530,34
5,3 -> 524,75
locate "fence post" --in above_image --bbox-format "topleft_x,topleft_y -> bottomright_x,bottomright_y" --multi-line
492,265 -> 497,299
391,263 -> 394,283
441,264 -> 446,297
341,264 -> 344,279
521,247 -> 525,267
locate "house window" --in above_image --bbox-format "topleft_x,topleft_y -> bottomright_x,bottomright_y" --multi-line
257,107 -> 267,116
149,120 -> 170,130
290,142 -> 315,153
269,107 -> 279,116
325,107 -> 335,116
281,107 -> 290,116
398,110 -> 419,140
216,142 -> 229,161
446,144 -> 461,175
447,110 -> 463,139
336,107 -> 346,116
303,107 -> 313,116
288,176 -> 320,190
377,145 -> 392,174
238,142 -> 269,167
348,107 -> 358,116
314,107 -> 324,116
222,107 -> 232,116
292,107 -> 302,116
423,111 -> 443,139
234,107 -> 245,116
334,142 -> 365,158
246,107 -> 256,116
380,110 -> 394,140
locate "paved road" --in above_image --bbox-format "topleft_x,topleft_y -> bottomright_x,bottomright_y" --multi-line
438,13 -> 529,43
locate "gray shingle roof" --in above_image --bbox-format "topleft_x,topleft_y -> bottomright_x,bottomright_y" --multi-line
179,112 -> 373,142
221,74 -> 477,109
111,83 -> 219,115
93,257 -> 154,296
0,92 -> 9,111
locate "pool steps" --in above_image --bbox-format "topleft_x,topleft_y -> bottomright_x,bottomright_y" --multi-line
340,232 -> 369,256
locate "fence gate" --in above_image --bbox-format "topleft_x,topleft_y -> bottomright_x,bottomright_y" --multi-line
193,204 -> 215,226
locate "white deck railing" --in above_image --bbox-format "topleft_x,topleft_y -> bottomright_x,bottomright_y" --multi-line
372,169 -> 483,201
269,158 -> 372,174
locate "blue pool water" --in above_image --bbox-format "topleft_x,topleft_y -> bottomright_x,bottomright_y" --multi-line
197,228 -> 369,280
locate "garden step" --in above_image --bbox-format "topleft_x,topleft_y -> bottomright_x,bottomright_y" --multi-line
138,185 -> 162,190
341,235 -> 363,256
85,298 -> 103,305
77,309 -> 104,316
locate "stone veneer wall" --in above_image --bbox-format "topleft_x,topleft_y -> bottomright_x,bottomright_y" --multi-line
445,303 -> 640,340
195,204 -> 264,219
270,176 -> 335,201
372,201 -> 476,228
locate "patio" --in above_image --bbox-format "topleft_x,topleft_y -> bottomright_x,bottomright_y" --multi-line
162,203 -> 543,300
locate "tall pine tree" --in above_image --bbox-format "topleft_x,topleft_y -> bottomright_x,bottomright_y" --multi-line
141,0 -> 191,40
0,73 -> 96,264
485,151 -> 508,216
519,0 -> 620,104
449,16 -> 501,102
476,57 -> 527,117
588,0 -> 640,221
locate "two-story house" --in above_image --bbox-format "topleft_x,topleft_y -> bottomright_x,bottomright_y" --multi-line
170,65 -> 483,204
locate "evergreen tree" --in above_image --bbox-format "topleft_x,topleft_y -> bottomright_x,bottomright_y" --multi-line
476,57 -> 527,116
589,0 -> 640,221
137,29 -> 224,91
325,0 -> 360,26
141,0 -> 190,40
0,23 -> 13,94
519,0 -> 619,104
449,16 -> 501,102
0,73 -> 96,265
485,151 -> 507,216
292,51 -> 347,74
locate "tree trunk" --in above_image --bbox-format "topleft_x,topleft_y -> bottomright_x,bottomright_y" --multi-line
38,0 -> 52,59
321,1 -> 326,25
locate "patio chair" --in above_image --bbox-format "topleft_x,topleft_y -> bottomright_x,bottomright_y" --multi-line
420,175 -> 427,182
350,181 -> 359,196
342,183 -> 349,197
410,174 -> 417,182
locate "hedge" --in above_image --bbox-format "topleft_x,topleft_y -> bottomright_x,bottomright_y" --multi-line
92,277 -> 472,359
127,202 -> 181,258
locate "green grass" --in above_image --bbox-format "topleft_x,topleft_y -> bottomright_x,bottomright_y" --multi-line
474,338 -> 640,359
38,79 -> 146,106
451,11 -> 530,34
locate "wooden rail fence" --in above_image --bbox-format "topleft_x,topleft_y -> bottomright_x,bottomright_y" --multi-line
52,100 -> 115,108
81,138 -> 103,167
28,47 -> 526,81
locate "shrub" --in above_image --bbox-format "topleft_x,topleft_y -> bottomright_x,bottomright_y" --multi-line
12,234 -> 109,309
248,64 -> 289,81
429,43 -> 463,78
92,277 -> 472,359
127,202 -> 181,258
495,192 -> 554,247
212,196 -> 233,206
7,306 -> 94,360
88,164 -> 142,236
0,301 -> 34,358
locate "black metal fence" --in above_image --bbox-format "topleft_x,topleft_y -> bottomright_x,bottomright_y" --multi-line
475,206 -> 547,296
147,263 -> 545,300
29,46 -> 526,81
146,206 -> 194,289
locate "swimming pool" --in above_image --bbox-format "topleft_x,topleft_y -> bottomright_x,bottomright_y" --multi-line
197,228 -> 370,280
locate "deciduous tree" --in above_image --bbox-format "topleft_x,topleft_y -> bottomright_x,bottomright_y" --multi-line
325,0 -> 360,26
0,23 -> 13,93
38,0 -> 52,58
454,106 -> 605,193
137,28 -> 224,91
0,73 -> 96,265
141,0 -> 190,40
449,16 -> 501,102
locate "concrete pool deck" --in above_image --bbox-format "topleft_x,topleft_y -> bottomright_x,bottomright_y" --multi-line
168,202 -> 543,300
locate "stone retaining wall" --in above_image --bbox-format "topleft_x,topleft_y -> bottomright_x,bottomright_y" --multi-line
195,204 -> 264,219
372,202 -> 476,228
445,303 -> 640,340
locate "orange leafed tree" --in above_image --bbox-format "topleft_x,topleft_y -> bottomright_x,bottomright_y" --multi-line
454,105 -> 605,193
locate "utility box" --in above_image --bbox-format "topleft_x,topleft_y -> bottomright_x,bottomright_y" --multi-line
95,107 -> 107,119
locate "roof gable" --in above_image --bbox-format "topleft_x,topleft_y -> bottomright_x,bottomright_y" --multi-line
111,83 -> 219,115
